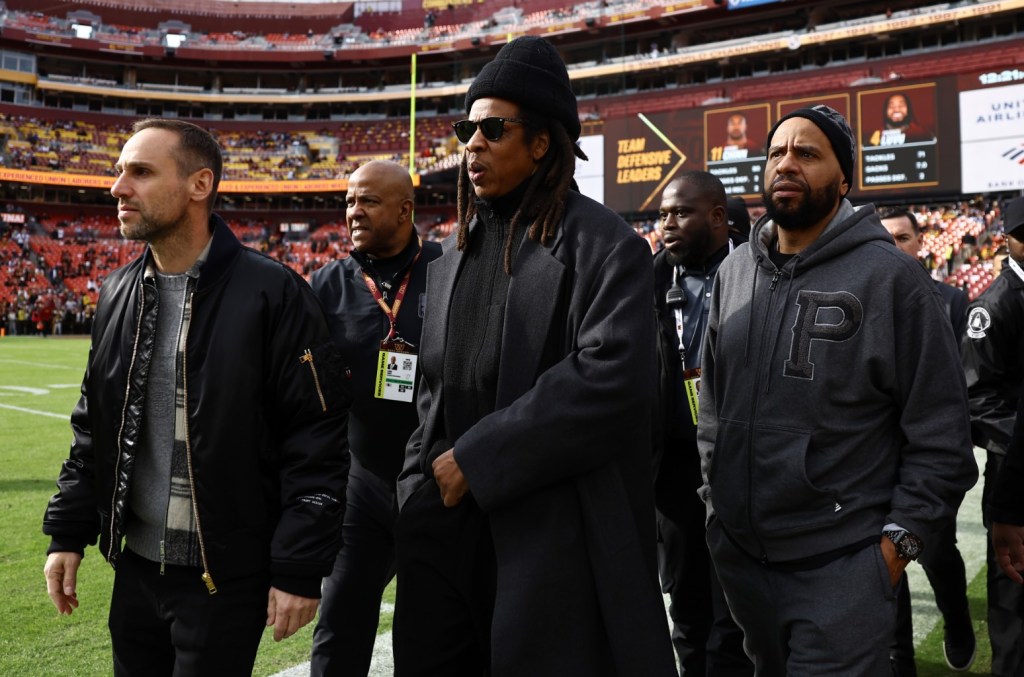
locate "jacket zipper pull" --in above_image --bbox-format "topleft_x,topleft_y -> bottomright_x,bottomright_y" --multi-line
769,270 -> 782,291
159,540 -> 166,576
201,572 -> 218,595
300,348 -> 328,412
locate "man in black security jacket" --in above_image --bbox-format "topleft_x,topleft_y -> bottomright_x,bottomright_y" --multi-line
991,394 -> 1024,585
881,206 -> 975,673
308,160 -> 441,676
653,170 -> 751,676
394,36 -> 676,676
42,119 -> 350,675
881,208 -> 969,340
962,196 -> 1024,677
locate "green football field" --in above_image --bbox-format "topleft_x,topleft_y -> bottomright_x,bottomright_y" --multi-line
0,336 -> 398,676
0,335 -> 993,675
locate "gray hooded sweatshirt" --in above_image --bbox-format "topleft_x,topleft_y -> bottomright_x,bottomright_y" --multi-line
697,199 -> 978,564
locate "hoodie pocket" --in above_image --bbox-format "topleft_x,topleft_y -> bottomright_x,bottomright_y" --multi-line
871,541 -> 898,601
752,425 -> 840,536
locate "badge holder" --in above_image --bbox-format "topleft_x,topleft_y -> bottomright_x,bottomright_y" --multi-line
363,244 -> 423,404
374,338 -> 417,402
683,367 -> 701,425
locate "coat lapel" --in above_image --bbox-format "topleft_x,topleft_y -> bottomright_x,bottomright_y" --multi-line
497,235 -> 565,406
423,236 -> 463,372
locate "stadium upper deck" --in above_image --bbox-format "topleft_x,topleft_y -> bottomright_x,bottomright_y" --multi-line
0,0 -> 1019,212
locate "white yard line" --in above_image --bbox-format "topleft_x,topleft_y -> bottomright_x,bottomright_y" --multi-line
0,402 -> 68,420
272,632 -> 393,677
0,358 -> 82,370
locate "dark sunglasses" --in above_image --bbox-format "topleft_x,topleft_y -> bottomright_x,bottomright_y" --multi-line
452,117 -> 527,143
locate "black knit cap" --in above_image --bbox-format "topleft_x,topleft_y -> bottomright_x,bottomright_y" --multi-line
1005,196 -> 1024,239
466,36 -> 581,143
766,105 -> 855,191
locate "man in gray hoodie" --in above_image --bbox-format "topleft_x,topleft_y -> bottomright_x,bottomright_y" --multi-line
697,105 -> 978,675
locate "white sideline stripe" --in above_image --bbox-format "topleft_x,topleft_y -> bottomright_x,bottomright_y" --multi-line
273,631 -> 393,677
0,385 -> 50,395
0,402 -> 67,420
272,448 -> 988,677
0,358 -> 81,370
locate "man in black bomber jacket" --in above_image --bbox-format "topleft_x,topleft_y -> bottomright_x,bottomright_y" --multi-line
42,119 -> 351,676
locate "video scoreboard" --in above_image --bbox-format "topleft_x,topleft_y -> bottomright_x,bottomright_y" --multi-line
589,66 -> 1022,214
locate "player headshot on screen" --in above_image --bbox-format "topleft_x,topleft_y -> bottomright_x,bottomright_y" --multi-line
709,113 -> 761,161
868,92 -> 935,146
726,114 -> 750,148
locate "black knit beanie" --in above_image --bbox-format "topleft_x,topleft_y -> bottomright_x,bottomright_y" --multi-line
466,36 -> 581,143
1005,196 -> 1024,240
766,105 -> 855,191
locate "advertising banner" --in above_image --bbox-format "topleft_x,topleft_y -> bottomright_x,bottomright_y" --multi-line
959,80 -> 1024,192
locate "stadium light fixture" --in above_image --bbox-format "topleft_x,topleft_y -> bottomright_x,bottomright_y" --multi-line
165,33 -> 188,49
71,23 -> 94,40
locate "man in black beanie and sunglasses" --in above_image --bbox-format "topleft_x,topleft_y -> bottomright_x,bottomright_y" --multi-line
394,35 -> 676,676
697,105 -> 977,674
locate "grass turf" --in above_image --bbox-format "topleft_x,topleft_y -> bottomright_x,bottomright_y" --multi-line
0,336 -> 396,676
0,335 -> 991,675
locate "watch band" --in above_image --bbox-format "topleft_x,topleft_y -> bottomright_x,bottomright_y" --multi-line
884,529 -> 923,561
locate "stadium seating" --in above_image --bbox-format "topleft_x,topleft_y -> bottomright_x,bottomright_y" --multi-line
0,115 -> 463,180
2,0 -> 1021,330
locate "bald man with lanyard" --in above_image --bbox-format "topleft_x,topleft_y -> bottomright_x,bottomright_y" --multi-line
309,161 -> 441,676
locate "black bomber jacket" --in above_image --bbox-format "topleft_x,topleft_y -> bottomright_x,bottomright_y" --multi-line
42,215 -> 351,598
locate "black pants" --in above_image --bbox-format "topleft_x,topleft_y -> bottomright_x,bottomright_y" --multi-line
708,520 -> 895,676
656,433 -> 752,677
890,518 -> 971,675
890,574 -> 917,675
393,482 -> 495,677
657,508 -> 753,676
108,549 -> 268,677
311,458 -> 398,677
984,451 -> 1024,676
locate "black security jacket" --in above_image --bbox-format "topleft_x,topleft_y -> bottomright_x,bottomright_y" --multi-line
309,235 -> 441,483
652,240 -> 737,522
961,266 -> 1024,456
42,216 -> 351,597
991,395 -> 1024,524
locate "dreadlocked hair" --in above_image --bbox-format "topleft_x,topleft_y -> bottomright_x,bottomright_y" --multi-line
455,114 -> 578,274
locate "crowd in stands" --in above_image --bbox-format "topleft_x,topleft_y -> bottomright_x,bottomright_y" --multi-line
0,198 -> 1007,337
918,201 -> 1003,300
0,115 -> 462,181
1,222 -> 111,338
3,1 -> 681,54
6,0 -> 987,111
10,0 -> 956,58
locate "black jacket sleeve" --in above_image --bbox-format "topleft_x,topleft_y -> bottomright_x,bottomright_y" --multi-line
990,389 -> 1024,524
264,272 -> 352,597
42,372 -> 101,556
961,283 -> 1024,455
